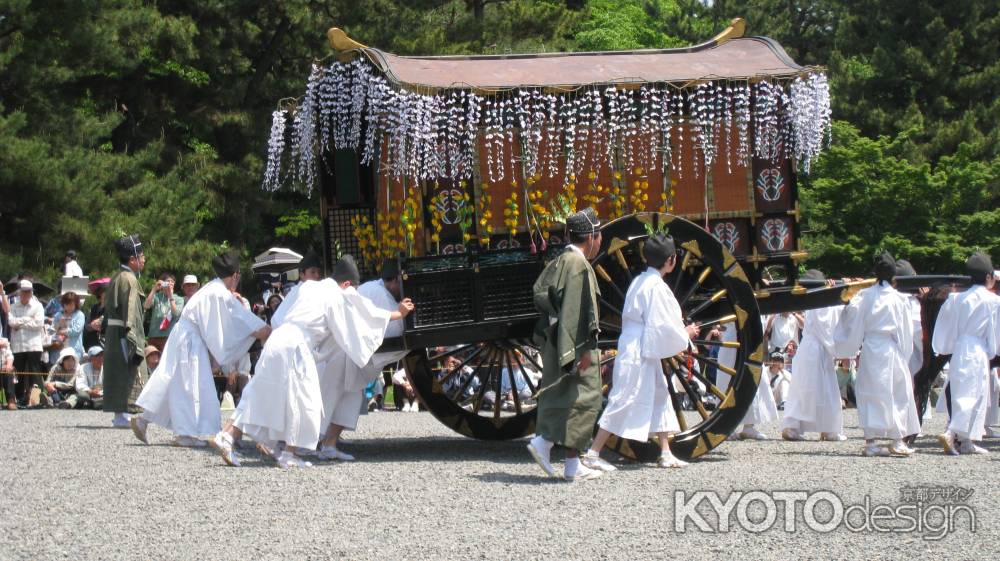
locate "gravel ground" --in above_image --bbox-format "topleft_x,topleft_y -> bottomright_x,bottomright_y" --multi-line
0,407 -> 996,561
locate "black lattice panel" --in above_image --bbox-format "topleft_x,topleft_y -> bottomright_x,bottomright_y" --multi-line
326,206 -> 374,273
479,262 -> 541,320
406,271 -> 476,328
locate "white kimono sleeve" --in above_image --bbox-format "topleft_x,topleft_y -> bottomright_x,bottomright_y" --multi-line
894,294 -> 914,359
931,294 -> 958,356
324,287 -> 392,368
640,282 -> 690,360
834,294 -> 866,358
189,283 -> 266,366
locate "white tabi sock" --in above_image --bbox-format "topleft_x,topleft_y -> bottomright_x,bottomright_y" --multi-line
530,435 -> 553,456
564,457 -> 581,477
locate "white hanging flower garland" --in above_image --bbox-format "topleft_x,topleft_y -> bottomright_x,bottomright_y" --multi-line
262,57 -> 832,195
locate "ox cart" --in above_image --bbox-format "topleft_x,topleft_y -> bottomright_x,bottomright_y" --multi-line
260,19 -> 977,461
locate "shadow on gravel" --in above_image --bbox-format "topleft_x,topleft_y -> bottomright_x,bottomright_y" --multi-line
342,436 -> 529,464
473,471 -> 569,485
64,425 -> 128,430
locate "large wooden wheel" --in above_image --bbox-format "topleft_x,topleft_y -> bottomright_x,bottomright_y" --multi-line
593,213 -> 764,462
404,338 -> 545,440
404,212 -> 764,457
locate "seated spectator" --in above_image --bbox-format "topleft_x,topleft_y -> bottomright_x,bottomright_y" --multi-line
483,351 -> 534,411
9,280 -> 45,408
52,292 -> 85,364
391,366 -> 419,412
145,273 -> 183,352
768,351 -> 792,409
836,357 -> 857,408
144,345 -> 161,372
44,347 -> 83,408
783,339 -> 798,372
75,345 -> 104,409
434,351 -> 478,399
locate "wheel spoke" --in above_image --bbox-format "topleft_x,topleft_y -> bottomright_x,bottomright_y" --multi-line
472,347 -> 501,414
452,347 -> 494,403
691,353 -> 738,377
492,349 -> 504,421
671,250 -> 692,293
436,345 -> 487,386
678,265 -> 713,308
504,351 -> 523,416
599,320 -> 622,333
668,362 -> 710,420
517,346 -> 544,375
599,296 -> 623,317
612,249 -> 633,283
670,356 -> 730,402
692,313 -> 736,331
691,339 -> 740,349
595,264 -> 628,301
510,347 -> 538,395
661,362 -> 688,431
428,344 -> 477,363
685,288 -> 728,318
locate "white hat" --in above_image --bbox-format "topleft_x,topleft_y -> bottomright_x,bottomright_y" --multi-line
57,347 -> 78,365
182,274 -> 198,285
87,345 -> 104,357
18,279 -> 33,291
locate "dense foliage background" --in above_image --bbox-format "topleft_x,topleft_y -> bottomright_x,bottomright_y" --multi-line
1,0 -> 997,289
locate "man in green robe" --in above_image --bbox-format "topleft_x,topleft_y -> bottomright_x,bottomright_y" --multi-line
102,234 -> 147,428
528,207 -> 604,481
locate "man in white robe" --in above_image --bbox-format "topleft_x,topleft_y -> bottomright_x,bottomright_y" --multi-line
585,234 -> 697,469
896,259 -> 932,425
316,257 -> 412,461
718,315 -> 779,440
131,249 -> 270,447
986,366 -> 999,438
765,312 -> 803,354
931,253 -> 999,455
212,276 -> 393,468
781,270 -> 845,441
834,252 -> 920,457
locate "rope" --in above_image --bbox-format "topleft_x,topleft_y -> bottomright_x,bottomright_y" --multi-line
0,371 -> 247,379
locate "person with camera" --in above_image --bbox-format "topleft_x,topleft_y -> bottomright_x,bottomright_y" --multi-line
144,273 -> 183,352
51,292 -> 86,364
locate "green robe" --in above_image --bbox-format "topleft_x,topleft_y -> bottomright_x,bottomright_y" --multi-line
532,247 -> 601,450
102,265 -> 147,413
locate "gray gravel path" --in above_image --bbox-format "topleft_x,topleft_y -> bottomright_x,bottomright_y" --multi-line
0,408 -> 996,560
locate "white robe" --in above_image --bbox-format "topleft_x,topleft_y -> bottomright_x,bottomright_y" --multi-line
834,283 -> 920,440
233,279 -> 390,448
767,313 -> 800,352
598,268 -> 688,440
771,367 -> 792,405
902,293 -> 931,421
718,318 -> 779,426
137,279 -> 265,437
930,285 -> 999,441
320,280 -> 407,431
782,306 -> 843,434
987,367 -> 999,428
